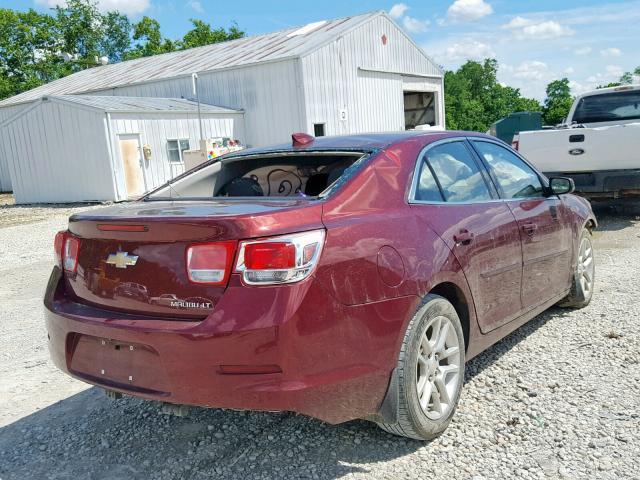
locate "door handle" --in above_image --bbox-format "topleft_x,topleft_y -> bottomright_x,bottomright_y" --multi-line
522,223 -> 538,236
453,230 -> 474,245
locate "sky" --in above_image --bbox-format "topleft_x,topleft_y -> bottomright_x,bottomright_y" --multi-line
3,0 -> 640,100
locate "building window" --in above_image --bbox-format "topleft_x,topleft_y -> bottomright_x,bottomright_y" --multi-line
313,123 -> 326,137
167,139 -> 190,163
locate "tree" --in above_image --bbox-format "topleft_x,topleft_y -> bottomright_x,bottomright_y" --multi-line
0,3 -> 244,100
180,19 -> 244,50
543,78 -> 573,125
54,0 -> 131,69
54,0 -> 102,70
444,59 -> 542,131
0,8 -> 62,97
124,17 -> 244,59
598,66 -> 640,88
125,16 -> 176,59
100,11 -> 132,62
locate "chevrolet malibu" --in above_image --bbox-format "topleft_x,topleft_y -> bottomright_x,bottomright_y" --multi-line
45,131 -> 596,440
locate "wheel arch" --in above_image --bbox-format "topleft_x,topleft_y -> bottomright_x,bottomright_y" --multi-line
584,217 -> 597,232
370,285 -> 470,426
428,282 -> 470,352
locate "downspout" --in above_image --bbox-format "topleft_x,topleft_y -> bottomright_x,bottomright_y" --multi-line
105,112 -> 123,201
295,58 -> 308,135
440,76 -> 446,129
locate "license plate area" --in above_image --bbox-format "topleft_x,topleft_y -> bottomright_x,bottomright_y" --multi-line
68,333 -> 169,394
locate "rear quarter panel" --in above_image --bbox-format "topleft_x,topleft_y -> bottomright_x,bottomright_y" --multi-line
316,139 -> 478,355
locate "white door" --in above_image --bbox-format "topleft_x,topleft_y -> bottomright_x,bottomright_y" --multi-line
118,134 -> 147,198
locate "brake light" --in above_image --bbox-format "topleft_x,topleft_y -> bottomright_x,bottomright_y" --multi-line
54,231 -> 65,268
245,242 -> 296,270
186,241 -> 236,285
97,224 -> 148,232
235,230 -> 325,285
511,136 -> 519,151
63,236 -> 80,273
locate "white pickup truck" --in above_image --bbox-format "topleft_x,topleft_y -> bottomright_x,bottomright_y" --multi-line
513,85 -> 640,198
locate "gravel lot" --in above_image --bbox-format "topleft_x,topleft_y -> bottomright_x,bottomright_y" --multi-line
1,194 -> 639,480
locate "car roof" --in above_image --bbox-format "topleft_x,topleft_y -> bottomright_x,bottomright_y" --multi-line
230,131 -> 498,157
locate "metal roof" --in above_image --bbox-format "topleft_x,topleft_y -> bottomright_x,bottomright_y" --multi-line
49,95 -> 242,114
0,11 -> 401,108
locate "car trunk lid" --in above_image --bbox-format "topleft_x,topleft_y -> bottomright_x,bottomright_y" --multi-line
64,199 -> 324,318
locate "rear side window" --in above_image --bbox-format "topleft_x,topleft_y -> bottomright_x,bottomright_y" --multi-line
415,161 -> 444,202
473,141 -> 544,199
424,142 -> 492,203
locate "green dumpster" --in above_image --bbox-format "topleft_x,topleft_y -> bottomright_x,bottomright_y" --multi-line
490,112 -> 542,144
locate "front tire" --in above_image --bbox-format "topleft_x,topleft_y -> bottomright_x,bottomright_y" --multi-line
377,294 -> 465,440
558,228 -> 594,308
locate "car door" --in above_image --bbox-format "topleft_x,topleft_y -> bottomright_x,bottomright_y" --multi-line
409,138 -> 525,333
470,139 -> 573,310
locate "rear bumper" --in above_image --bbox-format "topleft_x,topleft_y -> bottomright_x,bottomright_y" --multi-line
544,169 -> 640,198
45,268 -> 418,424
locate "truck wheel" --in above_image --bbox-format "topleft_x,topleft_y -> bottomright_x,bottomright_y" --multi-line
558,228 -> 594,308
377,294 -> 465,440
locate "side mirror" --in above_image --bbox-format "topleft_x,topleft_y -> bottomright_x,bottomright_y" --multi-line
548,177 -> 575,195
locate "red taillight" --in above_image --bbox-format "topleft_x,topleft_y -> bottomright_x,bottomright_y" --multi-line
54,231 -> 65,268
512,140 -> 519,151
63,236 -> 80,273
244,242 -> 296,270
186,241 -> 236,285
235,230 -> 325,285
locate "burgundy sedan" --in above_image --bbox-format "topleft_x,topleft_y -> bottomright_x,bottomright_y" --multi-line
45,131 -> 596,440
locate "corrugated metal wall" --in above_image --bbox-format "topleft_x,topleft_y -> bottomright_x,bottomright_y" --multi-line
0,99 -> 244,203
301,14 -> 443,135
0,14 -> 444,196
0,100 -> 115,203
91,60 -> 304,148
0,103 -> 29,124
108,112 -> 245,197
0,103 -> 33,191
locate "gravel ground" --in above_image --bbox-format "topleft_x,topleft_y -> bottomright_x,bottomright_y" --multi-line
0,195 -> 639,480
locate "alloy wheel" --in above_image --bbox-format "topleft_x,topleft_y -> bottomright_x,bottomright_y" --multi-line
416,315 -> 461,420
577,236 -> 594,296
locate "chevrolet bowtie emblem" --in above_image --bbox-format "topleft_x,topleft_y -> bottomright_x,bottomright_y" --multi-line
106,251 -> 139,269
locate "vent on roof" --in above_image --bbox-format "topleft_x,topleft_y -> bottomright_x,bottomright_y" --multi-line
286,20 -> 327,37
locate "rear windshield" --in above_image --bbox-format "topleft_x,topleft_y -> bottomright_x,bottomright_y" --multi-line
146,151 -> 368,201
573,90 -> 640,124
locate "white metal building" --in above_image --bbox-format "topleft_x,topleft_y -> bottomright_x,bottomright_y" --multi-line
0,96 -> 244,203
0,10 -> 444,202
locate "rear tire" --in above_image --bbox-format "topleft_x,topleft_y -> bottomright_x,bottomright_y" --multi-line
377,294 -> 465,440
558,228 -> 594,309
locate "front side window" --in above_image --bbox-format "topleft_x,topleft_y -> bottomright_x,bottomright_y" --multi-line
423,141 -> 492,203
168,139 -> 190,164
473,141 -> 544,199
